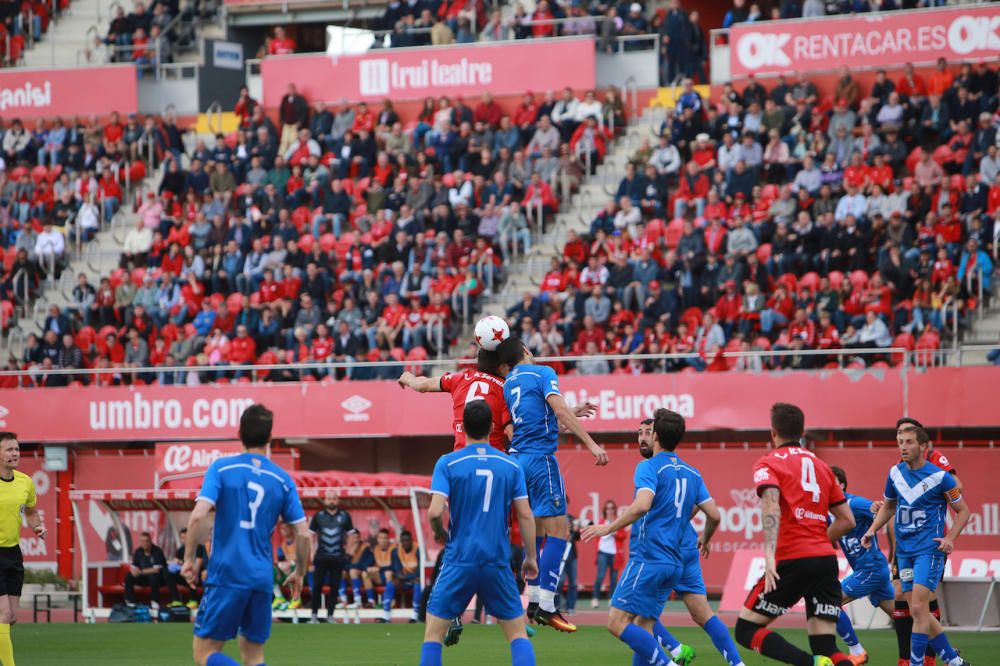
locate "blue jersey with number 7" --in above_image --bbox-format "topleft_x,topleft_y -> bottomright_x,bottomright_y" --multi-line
197,452 -> 306,592
504,363 -> 561,454
431,445 -> 528,567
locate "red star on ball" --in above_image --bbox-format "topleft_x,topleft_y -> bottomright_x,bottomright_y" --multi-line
492,328 -> 505,341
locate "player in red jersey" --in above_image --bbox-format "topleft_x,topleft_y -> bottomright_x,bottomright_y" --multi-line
888,417 -> 963,666
398,348 -> 512,451
736,403 -> 856,666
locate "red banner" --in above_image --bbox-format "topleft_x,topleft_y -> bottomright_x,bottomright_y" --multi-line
154,441 -> 242,482
261,38 -> 596,107
560,447 -> 1000,594
0,65 -> 137,119
17,456 -> 56,568
729,6 -> 1000,78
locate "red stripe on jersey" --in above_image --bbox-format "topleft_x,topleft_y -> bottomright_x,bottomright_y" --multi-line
750,627 -> 770,654
439,370 -> 509,452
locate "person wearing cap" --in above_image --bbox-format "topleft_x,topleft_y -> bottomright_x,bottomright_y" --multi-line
620,3 -> 648,51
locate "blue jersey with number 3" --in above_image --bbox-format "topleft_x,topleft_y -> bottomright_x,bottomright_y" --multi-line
504,364 -> 561,454
630,451 -> 708,565
431,445 -> 528,567
197,452 -> 306,592
884,461 -> 960,557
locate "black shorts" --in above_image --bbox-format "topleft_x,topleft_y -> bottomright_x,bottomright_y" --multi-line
744,555 -> 841,621
0,546 -> 24,597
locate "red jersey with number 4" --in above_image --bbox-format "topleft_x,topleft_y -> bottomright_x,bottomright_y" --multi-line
439,371 -> 509,452
752,445 -> 846,562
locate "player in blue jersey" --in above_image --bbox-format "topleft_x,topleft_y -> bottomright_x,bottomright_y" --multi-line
633,418 -> 746,666
496,336 -> 606,634
828,466 -> 896,665
182,405 -> 310,666
581,408 -> 700,666
862,426 -> 972,666
420,400 -> 538,666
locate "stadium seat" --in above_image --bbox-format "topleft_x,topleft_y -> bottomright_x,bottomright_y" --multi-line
827,270 -> 845,291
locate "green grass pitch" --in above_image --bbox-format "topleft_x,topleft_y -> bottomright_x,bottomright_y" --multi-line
12,622 -> 996,664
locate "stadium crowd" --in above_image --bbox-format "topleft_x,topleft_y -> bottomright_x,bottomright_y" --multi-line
0,0 -> 67,66
505,61 -> 999,374
1,72 -> 628,386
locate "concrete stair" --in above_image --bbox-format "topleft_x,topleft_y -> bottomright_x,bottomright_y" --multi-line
22,0 -> 121,69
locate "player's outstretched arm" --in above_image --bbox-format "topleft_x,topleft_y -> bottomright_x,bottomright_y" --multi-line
760,487 -> 781,594
581,489 -> 653,542
546,393 -> 608,465
397,371 -> 441,392
696,499 -> 721,557
861,498 -> 896,549
828,500 -> 856,542
936,494 -> 971,554
182,499 -> 213,586
513,497 -> 538,581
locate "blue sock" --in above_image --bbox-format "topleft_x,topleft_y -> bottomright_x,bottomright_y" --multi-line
527,537 -> 544,587
653,620 -> 680,652
366,587 -> 376,603
419,641 -> 443,666
339,579 -> 347,599
352,578 -> 362,600
510,637 -> 535,666
928,633 -> 959,662
383,581 -> 396,612
911,632 -> 929,666
620,624 -> 671,666
412,583 -> 422,609
206,655 -> 239,666
539,537 -> 568,593
837,609 -> 859,646
704,615 -> 743,666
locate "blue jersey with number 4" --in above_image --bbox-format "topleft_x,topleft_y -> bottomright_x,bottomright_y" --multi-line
197,452 -> 306,592
504,364 -> 561,454
630,451 -> 708,565
431,445 -> 528,567
838,492 -> 889,572
884,461 -> 960,557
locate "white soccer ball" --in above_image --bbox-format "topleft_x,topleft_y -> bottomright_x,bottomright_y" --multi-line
474,315 -> 510,351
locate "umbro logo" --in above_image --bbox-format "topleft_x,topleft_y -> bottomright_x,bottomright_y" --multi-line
341,395 -> 372,422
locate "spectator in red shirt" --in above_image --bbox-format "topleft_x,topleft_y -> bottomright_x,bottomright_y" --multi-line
512,92 -> 538,135
376,293 -> 407,349
563,230 -> 588,266
573,315 -> 604,354
531,0 -> 555,38
785,308 -> 816,347
258,269 -> 282,304
229,324 -> 257,369
927,57 -> 954,97
268,26 -> 296,56
310,323 -> 334,374
760,285 -> 793,334
896,62 -> 927,101
473,92 -> 503,127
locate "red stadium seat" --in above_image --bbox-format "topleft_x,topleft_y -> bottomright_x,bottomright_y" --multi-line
849,270 -> 869,290
756,243 -> 772,263
664,219 -> 684,248
319,233 -> 336,253
298,234 -> 315,254
798,272 -> 820,293
827,270 -> 845,291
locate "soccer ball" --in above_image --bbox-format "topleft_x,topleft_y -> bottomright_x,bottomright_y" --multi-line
474,315 -> 510,351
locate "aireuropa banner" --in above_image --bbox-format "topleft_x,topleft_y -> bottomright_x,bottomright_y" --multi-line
0,366 -> 996,443
260,38 -> 596,107
729,6 -> 1000,78
0,65 -> 138,119
562,446 -> 1000,593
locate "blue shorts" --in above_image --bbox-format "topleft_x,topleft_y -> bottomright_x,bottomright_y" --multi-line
511,452 -> 565,517
672,548 -> 706,596
194,585 -> 272,645
611,559 -> 681,620
897,552 -> 946,593
427,563 -> 523,621
842,566 -> 895,605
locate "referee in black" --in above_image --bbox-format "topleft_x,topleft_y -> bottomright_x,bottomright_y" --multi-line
0,432 -> 46,666
308,490 -> 353,623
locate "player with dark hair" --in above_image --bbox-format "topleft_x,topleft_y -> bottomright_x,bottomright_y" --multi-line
420,400 -> 538,666
735,403 -> 856,666
581,409 -> 701,666
889,418 -> 963,665
634,418 -> 746,666
183,404 -> 310,666
828,466 -> 896,665
863,426 -> 972,666
497,336 -> 606,634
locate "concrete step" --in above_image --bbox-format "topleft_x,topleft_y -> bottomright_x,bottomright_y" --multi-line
23,0 -> 122,69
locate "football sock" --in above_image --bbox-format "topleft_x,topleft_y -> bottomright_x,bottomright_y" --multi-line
836,609 -> 861,647
527,537 -> 544,588
206,654 -> 239,666
366,587 -> 376,603
704,615 -> 744,666
538,537 -> 568,612
412,584 -> 422,610
653,620 -> 680,652
510,637 -> 535,666
351,578 -> 362,602
735,619 -> 812,666
0,624 -> 13,666
910,632 -> 929,666
894,601 -> 913,660
419,641 -> 443,666
338,580 -> 347,601
383,581 -> 396,612
928,632 -> 959,662
620,624 -> 672,666
807,633 -> 852,666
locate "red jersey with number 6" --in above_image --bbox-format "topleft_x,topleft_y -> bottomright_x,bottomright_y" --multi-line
752,445 -> 846,562
439,371 -> 509,452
